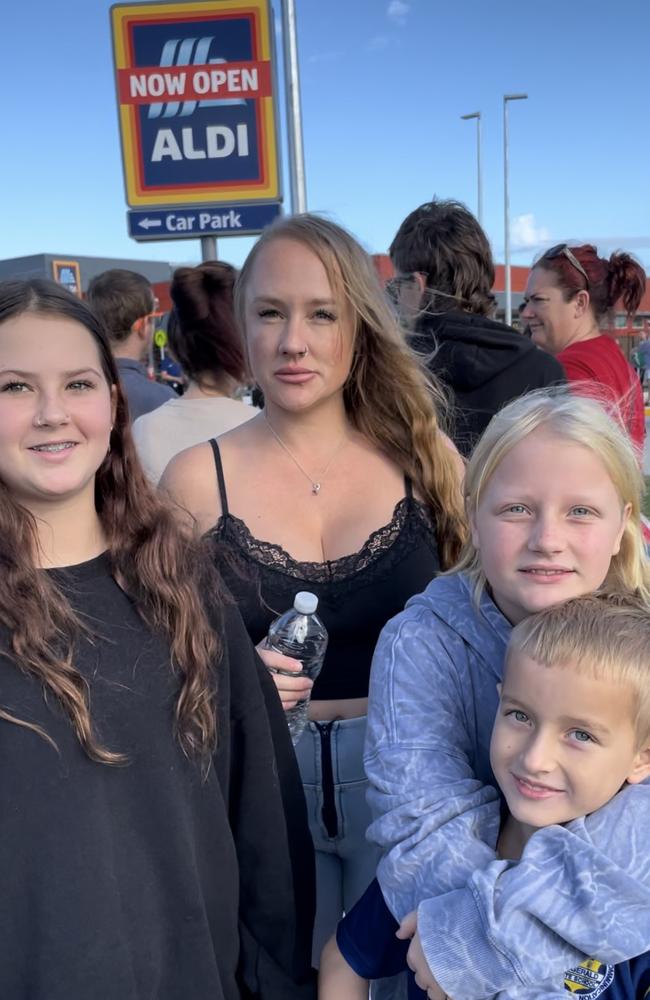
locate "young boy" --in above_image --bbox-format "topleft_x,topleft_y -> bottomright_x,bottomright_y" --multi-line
320,594 -> 650,999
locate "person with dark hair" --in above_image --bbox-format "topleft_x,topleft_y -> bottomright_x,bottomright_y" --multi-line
522,243 -> 646,452
0,279 -> 315,999
388,198 -> 565,457
133,261 -> 256,484
86,268 -> 175,421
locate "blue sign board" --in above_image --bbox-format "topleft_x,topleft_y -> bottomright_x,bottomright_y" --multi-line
111,0 -> 281,208
127,201 -> 282,240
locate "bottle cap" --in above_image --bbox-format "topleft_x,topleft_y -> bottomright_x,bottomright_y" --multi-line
294,591 -> 318,614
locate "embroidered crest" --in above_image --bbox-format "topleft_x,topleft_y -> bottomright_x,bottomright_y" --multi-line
564,959 -> 615,996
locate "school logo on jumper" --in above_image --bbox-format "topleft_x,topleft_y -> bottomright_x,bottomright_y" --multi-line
564,959 -> 614,996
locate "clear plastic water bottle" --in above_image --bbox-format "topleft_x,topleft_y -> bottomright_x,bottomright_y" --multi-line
266,592 -> 329,745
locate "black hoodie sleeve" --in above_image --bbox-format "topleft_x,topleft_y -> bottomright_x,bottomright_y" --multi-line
218,603 -> 317,1000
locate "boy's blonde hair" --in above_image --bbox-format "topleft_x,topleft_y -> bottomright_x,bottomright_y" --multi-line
509,594 -> 650,745
453,388 -> 650,603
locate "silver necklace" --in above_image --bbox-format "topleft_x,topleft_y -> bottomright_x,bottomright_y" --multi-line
264,415 -> 346,495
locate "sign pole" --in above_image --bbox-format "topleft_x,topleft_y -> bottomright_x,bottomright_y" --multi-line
281,0 -> 307,213
201,236 -> 217,261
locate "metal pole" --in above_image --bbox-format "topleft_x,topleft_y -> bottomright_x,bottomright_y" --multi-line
476,114 -> 483,228
503,100 -> 510,327
460,112 -> 482,227
281,0 -> 307,213
503,93 -> 527,326
200,236 -> 217,261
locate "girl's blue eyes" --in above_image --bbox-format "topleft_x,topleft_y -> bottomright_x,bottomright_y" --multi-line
571,729 -> 595,744
500,504 -> 594,517
506,709 -> 530,724
0,380 -> 96,393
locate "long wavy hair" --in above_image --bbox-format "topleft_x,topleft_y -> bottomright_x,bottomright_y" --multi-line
454,388 -> 650,603
0,280 -> 221,765
234,213 -> 467,568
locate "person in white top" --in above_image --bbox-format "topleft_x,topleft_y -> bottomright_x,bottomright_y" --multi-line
132,261 -> 256,484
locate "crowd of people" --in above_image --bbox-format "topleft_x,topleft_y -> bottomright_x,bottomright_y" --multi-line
0,200 -> 648,1000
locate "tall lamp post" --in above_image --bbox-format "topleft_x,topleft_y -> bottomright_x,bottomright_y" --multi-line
503,93 -> 528,326
460,111 -> 483,227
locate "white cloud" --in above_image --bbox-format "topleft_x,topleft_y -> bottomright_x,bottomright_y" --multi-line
387,1 -> 410,24
511,214 -> 551,249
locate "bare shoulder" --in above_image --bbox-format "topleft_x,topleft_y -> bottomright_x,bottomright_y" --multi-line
159,440 -> 221,532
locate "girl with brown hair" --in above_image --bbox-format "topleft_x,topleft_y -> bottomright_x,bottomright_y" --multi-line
161,214 -> 465,967
0,279 -> 314,999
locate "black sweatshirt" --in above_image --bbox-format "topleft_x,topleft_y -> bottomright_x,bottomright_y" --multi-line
410,309 -> 566,457
0,553 -> 315,1000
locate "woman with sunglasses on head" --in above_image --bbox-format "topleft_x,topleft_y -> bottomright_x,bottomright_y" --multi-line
522,243 -> 646,451
161,214 -> 466,973
0,279 -> 315,1000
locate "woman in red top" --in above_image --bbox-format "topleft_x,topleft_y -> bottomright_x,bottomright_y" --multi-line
522,243 -> 646,453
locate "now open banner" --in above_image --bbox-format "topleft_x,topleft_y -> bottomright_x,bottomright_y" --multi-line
110,0 -> 281,208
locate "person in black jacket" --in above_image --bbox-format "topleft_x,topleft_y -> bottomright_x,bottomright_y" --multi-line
0,278 -> 315,1000
388,198 -> 565,456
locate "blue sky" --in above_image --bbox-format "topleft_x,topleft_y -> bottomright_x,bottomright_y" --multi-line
3,0 -> 649,271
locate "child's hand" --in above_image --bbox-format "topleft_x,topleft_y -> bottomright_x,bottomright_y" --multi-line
395,910 -> 417,939
396,912 -> 449,1000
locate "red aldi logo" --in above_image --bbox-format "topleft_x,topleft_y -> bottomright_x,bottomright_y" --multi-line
110,0 -> 281,207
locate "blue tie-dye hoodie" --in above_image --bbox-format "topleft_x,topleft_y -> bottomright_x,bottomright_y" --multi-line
365,571 -> 650,1000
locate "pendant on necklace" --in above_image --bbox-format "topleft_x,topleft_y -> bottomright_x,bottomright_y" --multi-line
311,482 -> 321,495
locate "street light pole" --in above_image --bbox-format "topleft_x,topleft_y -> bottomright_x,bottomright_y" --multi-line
281,0 -> 307,213
460,111 -> 483,227
503,93 -> 528,326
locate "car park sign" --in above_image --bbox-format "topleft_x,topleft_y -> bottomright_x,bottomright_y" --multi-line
127,200 -> 281,240
110,0 -> 281,208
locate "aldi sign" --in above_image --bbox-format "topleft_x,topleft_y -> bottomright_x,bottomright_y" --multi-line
110,0 -> 281,208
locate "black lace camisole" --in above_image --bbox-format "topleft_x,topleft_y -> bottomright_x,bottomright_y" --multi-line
208,439 -> 441,700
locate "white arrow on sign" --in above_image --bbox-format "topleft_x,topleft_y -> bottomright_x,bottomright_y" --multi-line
138,217 -> 163,230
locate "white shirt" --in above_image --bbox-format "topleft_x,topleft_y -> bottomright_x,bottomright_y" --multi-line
132,395 -> 257,484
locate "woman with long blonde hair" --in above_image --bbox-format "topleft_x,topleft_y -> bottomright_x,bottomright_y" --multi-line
0,279 -> 314,999
162,213 -> 465,965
